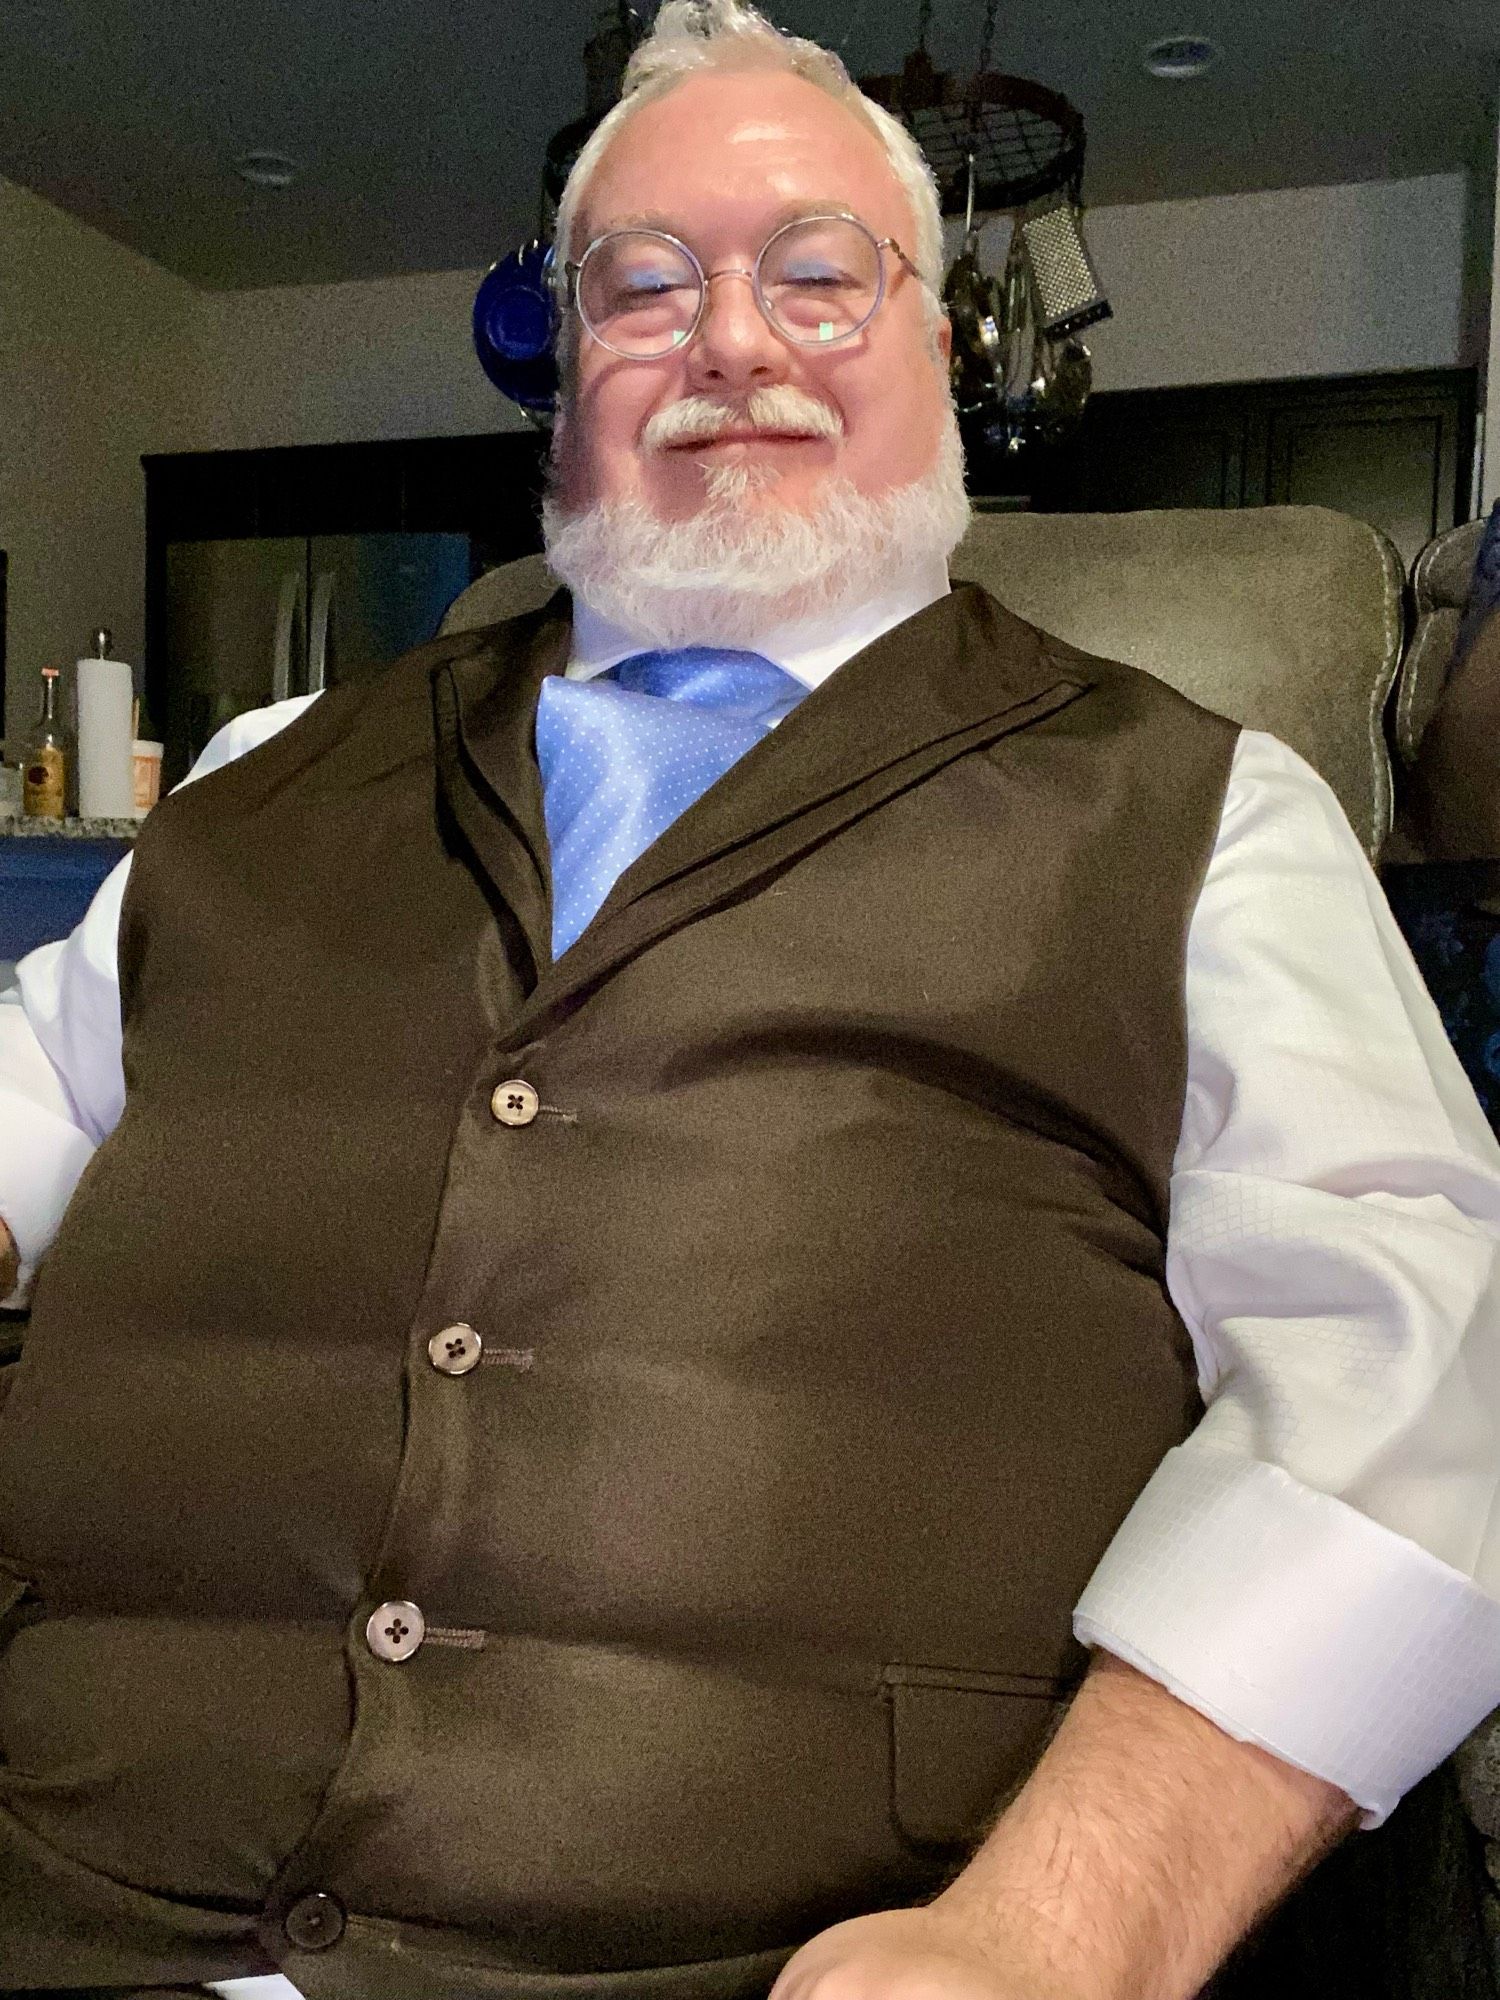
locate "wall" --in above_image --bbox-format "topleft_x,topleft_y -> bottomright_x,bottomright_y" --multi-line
0,176 -> 198,754
185,170 -> 1477,461
187,266 -> 527,451
1080,171 -> 1475,390
957,171 -> 1476,393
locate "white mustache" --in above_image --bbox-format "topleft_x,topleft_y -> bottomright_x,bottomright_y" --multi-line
643,386 -> 844,452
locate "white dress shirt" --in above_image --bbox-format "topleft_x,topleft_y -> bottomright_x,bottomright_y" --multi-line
3,564 -> 1500,1865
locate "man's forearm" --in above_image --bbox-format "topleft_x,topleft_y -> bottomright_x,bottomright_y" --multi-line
927,1650 -> 1358,2000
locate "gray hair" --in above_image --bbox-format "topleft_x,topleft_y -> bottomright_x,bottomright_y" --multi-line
552,0 -> 944,292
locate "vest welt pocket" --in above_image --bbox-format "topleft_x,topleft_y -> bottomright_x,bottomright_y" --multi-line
881,1663 -> 1069,1851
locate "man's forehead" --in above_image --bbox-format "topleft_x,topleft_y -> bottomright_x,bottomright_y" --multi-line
577,70 -> 909,238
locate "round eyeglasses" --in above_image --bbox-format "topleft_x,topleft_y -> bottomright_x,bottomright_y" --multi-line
566,213 -> 924,360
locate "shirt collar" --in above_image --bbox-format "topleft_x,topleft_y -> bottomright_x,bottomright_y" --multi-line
565,555 -> 952,691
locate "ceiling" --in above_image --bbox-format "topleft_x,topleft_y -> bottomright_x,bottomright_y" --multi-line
2,0 -> 1498,290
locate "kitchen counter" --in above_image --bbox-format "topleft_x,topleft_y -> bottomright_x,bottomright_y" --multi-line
0,826 -> 136,961
0,815 -> 141,839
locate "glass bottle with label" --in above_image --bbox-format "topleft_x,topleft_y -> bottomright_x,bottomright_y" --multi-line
22,667 -> 67,818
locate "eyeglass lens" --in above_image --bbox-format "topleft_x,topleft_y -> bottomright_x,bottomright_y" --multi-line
578,216 -> 885,358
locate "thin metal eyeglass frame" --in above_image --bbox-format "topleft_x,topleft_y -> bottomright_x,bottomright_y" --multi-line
564,212 -> 926,359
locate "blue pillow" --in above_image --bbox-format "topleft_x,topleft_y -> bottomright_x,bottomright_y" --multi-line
1384,865 -> 1500,1130
1454,499 -> 1500,662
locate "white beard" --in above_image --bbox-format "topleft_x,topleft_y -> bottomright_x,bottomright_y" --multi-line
542,405 -> 971,650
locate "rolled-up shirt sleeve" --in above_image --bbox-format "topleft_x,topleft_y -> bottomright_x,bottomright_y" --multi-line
1075,728 -> 1500,1826
0,858 -> 130,1304
0,695 -> 318,1306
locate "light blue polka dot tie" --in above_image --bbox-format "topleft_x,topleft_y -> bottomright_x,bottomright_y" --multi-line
535,648 -> 809,958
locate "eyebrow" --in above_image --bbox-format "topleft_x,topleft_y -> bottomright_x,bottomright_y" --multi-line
584,200 -> 856,239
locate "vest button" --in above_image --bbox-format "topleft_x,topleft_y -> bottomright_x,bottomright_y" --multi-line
427,1323 -> 483,1375
365,1599 -> 425,1663
491,1078 -> 540,1126
283,1889 -> 346,1951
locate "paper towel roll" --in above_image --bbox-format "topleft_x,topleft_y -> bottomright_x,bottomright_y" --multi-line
76,654 -> 136,818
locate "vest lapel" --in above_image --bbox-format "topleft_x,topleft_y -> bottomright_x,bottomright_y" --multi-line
432,594 -> 569,983
514,585 -> 1093,1033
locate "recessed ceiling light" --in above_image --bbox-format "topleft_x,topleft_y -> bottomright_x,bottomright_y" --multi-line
1143,33 -> 1220,79
234,150 -> 299,189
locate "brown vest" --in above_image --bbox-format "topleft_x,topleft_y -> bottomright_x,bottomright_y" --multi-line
0,586 -> 1236,1997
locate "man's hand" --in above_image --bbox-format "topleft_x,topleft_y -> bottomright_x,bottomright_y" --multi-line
768,1905 -> 1070,2000
0,1218 -> 16,1300
770,1651 -> 1358,2000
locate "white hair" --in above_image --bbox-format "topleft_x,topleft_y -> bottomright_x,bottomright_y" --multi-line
552,0 -> 944,294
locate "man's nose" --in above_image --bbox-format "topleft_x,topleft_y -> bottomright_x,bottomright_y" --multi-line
685,270 -> 789,390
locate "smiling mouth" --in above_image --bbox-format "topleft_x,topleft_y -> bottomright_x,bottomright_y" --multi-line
668,430 -> 830,450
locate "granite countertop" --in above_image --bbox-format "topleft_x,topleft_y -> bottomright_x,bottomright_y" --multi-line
0,815 -> 141,839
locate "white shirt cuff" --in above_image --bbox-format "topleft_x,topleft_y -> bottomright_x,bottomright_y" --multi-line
208,1981 -> 311,2000
1073,1443 -> 1500,1827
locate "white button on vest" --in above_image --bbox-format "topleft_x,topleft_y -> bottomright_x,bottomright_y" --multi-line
428,1323 -> 483,1375
491,1079 -> 540,1126
366,1599 -> 425,1662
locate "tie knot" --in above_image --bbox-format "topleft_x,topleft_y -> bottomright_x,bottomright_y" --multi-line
608,647 -> 804,722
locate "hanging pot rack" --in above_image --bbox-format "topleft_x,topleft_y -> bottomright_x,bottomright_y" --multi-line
859,0 -> 1086,216
861,52 -> 1087,216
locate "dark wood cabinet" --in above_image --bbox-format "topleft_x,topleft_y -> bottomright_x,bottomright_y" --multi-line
1263,391 -> 1463,563
1030,367 -> 1476,566
144,432 -> 548,549
1052,394 -> 1252,514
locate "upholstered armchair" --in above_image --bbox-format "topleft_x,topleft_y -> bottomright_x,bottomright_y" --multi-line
442,504 -> 1406,858
1397,514 -> 1488,780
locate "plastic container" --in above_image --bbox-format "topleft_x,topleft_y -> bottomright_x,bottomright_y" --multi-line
131,739 -> 163,817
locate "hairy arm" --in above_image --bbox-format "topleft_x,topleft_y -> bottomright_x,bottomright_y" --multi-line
933,1650 -> 1355,1995
772,1650 -> 1357,2000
